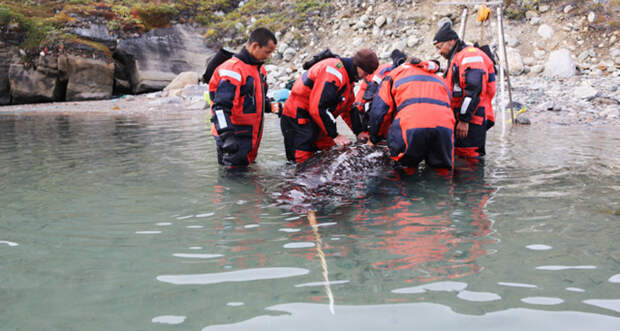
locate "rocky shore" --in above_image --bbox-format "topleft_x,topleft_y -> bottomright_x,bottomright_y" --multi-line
1,1 -> 618,126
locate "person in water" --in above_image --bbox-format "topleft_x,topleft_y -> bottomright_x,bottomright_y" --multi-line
433,22 -> 496,160
280,48 -> 379,163
368,58 -> 455,174
208,28 -> 277,167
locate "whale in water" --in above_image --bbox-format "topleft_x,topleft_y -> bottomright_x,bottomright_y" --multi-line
274,143 -> 393,213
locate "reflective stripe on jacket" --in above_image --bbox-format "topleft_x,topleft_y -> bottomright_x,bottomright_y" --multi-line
208,52 -> 267,164
445,46 -> 496,126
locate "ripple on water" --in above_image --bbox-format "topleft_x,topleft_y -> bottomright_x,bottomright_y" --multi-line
157,267 -> 309,285
609,274 -> 620,283
295,280 -> 350,287
278,228 -> 300,233
498,282 -> 538,289
583,299 -> 620,313
283,242 -> 315,248
566,287 -> 586,292
457,290 -> 502,302
536,265 -> 596,271
526,244 -> 552,250
0,240 -> 19,247
226,302 -> 245,307
173,253 -> 223,259
521,297 -> 564,305
196,212 -> 214,218
152,315 -> 186,325
392,281 -> 468,294
135,231 -> 162,234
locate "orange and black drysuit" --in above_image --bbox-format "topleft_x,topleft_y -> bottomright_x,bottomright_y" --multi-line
209,47 -> 268,166
368,60 -> 455,170
281,57 -> 362,163
445,40 -> 496,158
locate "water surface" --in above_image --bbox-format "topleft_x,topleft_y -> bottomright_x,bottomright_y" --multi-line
1,110 -> 618,330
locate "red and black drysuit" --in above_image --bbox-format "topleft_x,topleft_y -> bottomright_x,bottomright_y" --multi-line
368,60 -> 455,170
280,57 -> 363,163
444,40 -> 496,159
209,48 -> 269,166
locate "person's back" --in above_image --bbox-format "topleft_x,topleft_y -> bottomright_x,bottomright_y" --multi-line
369,60 -> 455,172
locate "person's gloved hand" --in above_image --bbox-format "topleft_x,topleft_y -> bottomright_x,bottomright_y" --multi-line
357,131 -> 369,143
220,131 -> 239,154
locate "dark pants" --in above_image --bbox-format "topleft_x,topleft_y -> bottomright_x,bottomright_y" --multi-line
280,115 -> 318,163
455,107 -> 489,159
387,121 -> 454,170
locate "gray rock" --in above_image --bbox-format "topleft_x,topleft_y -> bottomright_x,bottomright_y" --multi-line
537,24 -> 554,39
516,114 -> 531,125
118,25 -> 213,94
8,64 -> 63,103
588,12 -> 596,23
507,48 -> 524,75
564,5 -> 574,14
526,10 -> 539,19
574,81 -> 599,100
544,49 -> 576,78
539,5 -> 550,13
531,65 -> 544,74
406,35 -> 420,47
522,57 -> 536,66
282,47 -> 297,61
62,55 -> 114,101
529,17 -> 542,26
70,24 -> 117,49
534,49 -> 546,59
375,15 -> 386,27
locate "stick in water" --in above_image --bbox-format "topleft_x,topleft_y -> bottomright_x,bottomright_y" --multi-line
307,210 -> 335,314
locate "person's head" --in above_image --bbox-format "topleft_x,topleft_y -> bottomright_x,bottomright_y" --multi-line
390,49 -> 407,67
352,48 -> 379,81
247,28 -> 277,62
433,23 -> 459,59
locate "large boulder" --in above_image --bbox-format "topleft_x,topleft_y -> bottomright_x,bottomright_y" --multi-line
117,25 -> 214,94
60,55 -> 114,101
8,64 -> 63,104
70,24 -> 117,50
544,49 -> 576,78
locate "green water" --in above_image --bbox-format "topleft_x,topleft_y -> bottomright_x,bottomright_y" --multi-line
1,110 -> 618,330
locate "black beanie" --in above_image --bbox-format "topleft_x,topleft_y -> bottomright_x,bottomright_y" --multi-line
433,23 -> 459,44
390,49 -> 407,67
353,49 -> 379,74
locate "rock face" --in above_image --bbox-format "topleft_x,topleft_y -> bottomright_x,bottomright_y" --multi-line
118,25 -> 213,94
0,43 -> 11,105
8,64 -> 63,104
544,49 -> 576,78
61,55 -> 115,101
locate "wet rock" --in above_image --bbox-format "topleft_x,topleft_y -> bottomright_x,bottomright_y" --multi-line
117,25 -> 213,94
574,81 -> 599,100
544,49 -> 576,78
515,114 -> 531,125
63,55 -> 114,101
8,64 -> 63,104
537,24 -> 554,39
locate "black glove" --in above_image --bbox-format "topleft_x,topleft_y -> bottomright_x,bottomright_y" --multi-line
220,131 -> 238,154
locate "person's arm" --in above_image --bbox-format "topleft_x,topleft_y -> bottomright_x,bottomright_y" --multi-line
211,67 -> 242,151
368,77 -> 395,144
308,66 -> 345,139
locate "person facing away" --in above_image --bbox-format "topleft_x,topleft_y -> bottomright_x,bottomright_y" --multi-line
208,28 -> 277,167
280,48 -> 379,163
367,58 -> 455,174
433,23 -> 496,160
351,49 -> 408,139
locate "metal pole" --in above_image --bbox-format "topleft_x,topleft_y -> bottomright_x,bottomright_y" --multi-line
498,7 -> 515,124
496,6 -> 506,134
459,8 -> 469,40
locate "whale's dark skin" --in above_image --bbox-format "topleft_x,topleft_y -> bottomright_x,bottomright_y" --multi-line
275,143 -> 393,213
